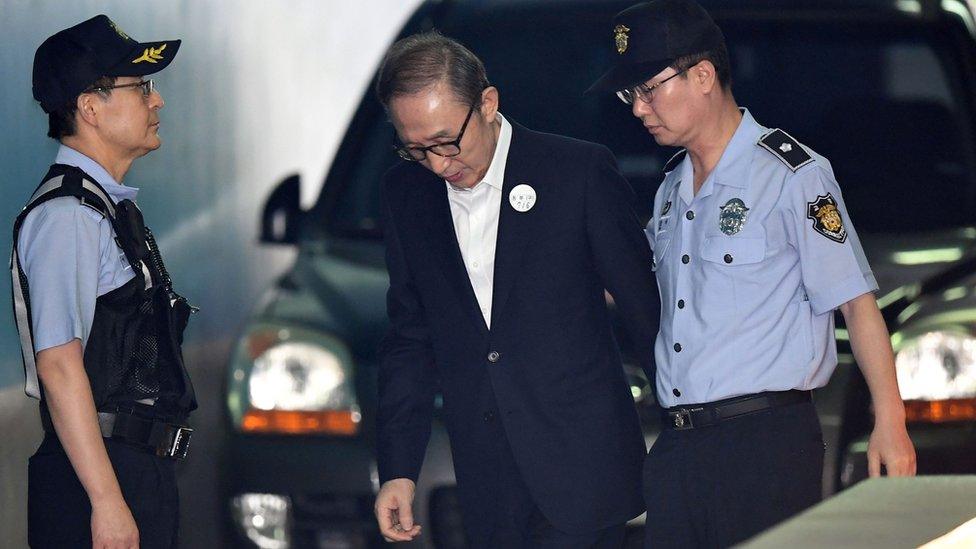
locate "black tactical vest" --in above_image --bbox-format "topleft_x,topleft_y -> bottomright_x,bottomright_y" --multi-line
11,164 -> 197,426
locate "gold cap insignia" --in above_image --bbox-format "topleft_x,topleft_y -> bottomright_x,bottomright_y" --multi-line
132,44 -> 167,64
614,24 -> 630,54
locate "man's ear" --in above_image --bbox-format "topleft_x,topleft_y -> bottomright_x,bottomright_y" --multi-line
695,60 -> 718,95
480,86 -> 499,120
76,92 -> 100,127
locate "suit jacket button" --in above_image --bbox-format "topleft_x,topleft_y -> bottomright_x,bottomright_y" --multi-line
483,411 -> 494,422
487,351 -> 500,363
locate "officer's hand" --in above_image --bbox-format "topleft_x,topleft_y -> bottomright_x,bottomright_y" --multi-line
374,478 -> 422,543
91,495 -> 139,549
867,418 -> 917,477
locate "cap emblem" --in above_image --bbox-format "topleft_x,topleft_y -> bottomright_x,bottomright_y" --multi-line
614,24 -> 630,54
132,43 -> 167,64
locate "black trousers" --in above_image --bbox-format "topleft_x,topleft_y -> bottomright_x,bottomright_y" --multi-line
28,432 -> 179,548
643,401 -> 824,548
469,416 -> 626,549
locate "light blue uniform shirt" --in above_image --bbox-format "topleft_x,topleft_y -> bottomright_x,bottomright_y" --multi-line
648,109 -> 878,408
18,145 -> 138,353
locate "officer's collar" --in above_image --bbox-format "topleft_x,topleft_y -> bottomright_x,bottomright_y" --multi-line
710,108 -> 765,190
55,145 -> 139,203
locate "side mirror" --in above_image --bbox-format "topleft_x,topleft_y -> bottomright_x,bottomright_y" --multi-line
260,174 -> 303,245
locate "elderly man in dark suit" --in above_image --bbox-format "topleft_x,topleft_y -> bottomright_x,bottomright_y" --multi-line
372,31 -> 659,548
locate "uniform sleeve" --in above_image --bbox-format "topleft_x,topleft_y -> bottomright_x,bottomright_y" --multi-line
783,164 -> 879,315
17,198 -> 102,353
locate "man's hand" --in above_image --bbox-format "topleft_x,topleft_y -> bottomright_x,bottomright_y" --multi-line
91,495 -> 139,548
374,478 -> 421,542
839,294 -> 917,478
867,415 -> 917,477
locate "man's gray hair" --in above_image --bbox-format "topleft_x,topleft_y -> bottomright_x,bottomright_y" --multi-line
375,31 -> 489,111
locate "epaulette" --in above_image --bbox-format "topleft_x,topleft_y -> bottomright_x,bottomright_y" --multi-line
663,149 -> 687,173
757,129 -> 813,172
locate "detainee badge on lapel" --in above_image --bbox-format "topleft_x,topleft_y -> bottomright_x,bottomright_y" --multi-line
509,184 -> 537,213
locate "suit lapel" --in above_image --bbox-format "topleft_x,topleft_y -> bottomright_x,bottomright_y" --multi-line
490,123 -> 535,327
416,173 -> 490,334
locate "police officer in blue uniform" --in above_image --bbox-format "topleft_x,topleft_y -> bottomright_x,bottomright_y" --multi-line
15,15 -> 195,548
588,1 -> 917,546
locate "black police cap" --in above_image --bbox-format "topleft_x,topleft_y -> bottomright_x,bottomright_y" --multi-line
587,0 -> 724,95
32,14 -> 181,113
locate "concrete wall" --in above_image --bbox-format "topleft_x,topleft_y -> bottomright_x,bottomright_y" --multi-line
0,1 -> 420,545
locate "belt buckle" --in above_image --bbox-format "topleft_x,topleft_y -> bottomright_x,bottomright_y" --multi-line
160,426 -> 193,460
669,409 -> 694,430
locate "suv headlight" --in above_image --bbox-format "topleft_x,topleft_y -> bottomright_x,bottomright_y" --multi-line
894,331 -> 976,423
228,322 -> 361,435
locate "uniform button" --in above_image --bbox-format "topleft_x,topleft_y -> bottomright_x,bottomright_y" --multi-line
673,388 -> 681,397
686,211 -> 695,220
724,254 -> 733,264
681,254 -> 690,264
677,299 -> 685,309
674,343 -> 682,352
483,411 -> 494,422
487,351 -> 500,363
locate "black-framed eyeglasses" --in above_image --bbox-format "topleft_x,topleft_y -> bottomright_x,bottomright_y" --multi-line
393,103 -> 476,162
616,66 -> 690,105
85,79 -> 155,97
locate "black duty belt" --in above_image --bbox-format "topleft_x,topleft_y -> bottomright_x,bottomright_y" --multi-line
96,407 -> 193,460
662,390 -> 811,431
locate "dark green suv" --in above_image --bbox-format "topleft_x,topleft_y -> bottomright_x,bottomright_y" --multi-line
223,1 -> 976,547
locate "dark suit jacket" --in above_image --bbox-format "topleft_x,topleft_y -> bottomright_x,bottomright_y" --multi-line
377,121 -> 659,537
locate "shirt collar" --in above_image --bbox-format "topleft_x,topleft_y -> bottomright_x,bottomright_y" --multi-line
711,108 -> 766,190
676,108 -> 767,205
55,145 -> 139,203
445,112 -> 512,193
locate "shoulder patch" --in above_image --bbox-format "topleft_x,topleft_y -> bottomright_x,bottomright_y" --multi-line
663,149 -> 687,173
757,129 -> 813,172
806,193 -> 847,243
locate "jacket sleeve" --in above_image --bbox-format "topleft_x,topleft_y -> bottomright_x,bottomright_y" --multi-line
376,180 -> 438,484
584,145 -> 660,381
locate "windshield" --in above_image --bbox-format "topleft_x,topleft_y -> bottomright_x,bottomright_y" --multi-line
316,3 -> 976,240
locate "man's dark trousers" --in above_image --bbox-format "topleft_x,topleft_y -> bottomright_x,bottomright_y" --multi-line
28,433 -> 179,548
643,401 -> 824,548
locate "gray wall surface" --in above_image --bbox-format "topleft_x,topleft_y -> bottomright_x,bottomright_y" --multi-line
0,1 -> 420,545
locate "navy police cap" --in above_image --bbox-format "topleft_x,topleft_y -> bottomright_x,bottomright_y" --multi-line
33,14 -> 181,113
587,0 -> 724,95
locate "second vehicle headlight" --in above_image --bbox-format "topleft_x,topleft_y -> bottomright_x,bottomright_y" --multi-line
895,331 -> 976,401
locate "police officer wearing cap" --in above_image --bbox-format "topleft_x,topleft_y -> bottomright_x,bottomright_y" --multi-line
588,1 -> 916,546
15,14 -> 196,548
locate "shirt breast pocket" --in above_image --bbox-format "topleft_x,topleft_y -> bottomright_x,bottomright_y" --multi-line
696,235 -> 767,318
700,236 -> 766,266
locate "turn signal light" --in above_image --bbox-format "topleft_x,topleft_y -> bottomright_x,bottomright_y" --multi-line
904,399 -> 976,423
241,409 -> 361,435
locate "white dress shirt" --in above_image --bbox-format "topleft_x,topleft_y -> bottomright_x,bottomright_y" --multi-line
446,113 -> 513,329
